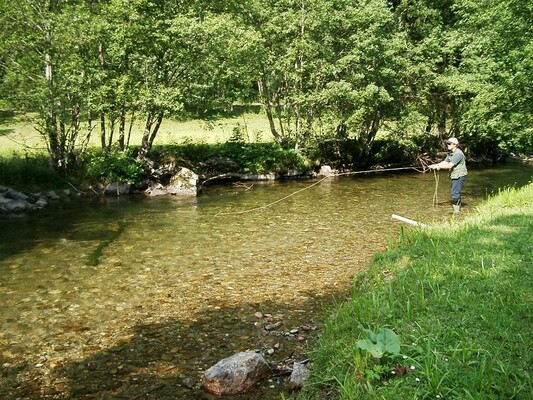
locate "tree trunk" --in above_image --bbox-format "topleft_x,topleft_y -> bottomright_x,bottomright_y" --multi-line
423,116 -> 433,135
148,112 -> 164,150
258,78 -> 281,143
100,112 -> 107,150
437,99 -> 447,138
139,113 -> 155,159
43,45 -> 62,172
108,118 -> 115,149
118,107 -> 126,151
126,111 -> 136,148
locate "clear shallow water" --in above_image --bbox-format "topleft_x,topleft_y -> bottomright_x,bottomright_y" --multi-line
1,164 -> 532,399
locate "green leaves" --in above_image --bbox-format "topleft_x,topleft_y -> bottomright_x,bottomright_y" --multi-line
356,327 -> 401,359
84,149 -> 144,184
1,0 -> 532,172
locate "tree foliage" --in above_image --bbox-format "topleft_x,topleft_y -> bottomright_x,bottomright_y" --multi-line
0,0 -> 98,172
0,0 -> 531,173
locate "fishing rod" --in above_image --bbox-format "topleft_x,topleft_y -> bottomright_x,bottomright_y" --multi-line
335,165 -> 427,176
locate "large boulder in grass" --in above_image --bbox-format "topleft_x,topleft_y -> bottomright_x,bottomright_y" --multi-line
201,351 -> 271,396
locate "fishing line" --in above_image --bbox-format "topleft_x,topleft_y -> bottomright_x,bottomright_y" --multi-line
432,169 -> 440,209
336,166 -> 427,176
216,165 -> 428,216
417,158 -> 440,209
216,175 -> 330,215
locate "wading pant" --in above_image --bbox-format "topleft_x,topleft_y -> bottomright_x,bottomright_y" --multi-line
451,176 -> 466,205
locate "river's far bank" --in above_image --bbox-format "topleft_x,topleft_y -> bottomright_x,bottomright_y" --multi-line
2,126 -> 532,201
298,181 -> 533,399
2,146 -> 532,218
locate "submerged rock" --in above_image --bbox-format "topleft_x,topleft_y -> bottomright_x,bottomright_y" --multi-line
46,191 -> 61,200
1,198 -> 27,213
201,351 -> 271,396
144,183 -> 168,197
4,187 -> 29,201
239,172 -> 276,181
104,182 -> 132,196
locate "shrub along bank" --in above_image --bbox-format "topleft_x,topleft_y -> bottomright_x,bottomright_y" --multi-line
0,134 -> 433,193
0,144 -> 308,193
299,183 -> 532,399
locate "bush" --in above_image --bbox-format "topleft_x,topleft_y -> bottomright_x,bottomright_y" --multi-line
0,151 -> 64,191
81,149 -> 145,184
157,140 -> 311,175
370,137 -> 420,165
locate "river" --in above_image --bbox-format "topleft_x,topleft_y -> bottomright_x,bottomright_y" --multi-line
1,164 -> 532,399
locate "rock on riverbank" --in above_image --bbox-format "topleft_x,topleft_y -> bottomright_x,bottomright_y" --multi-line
0,161 -> 334,216
0,186 -> 62,216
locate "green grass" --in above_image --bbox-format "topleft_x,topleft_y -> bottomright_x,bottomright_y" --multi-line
0,152 -> 66,191
300,183 -> 533,399
0,112 -> 46,154
0,111 -> 273,156
0,111 -> 302,191
0,110 -> 276,190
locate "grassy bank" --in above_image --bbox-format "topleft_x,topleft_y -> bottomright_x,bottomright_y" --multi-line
0,110 -> 289,192
300,183 -> 532,399
0,110 -> 272,156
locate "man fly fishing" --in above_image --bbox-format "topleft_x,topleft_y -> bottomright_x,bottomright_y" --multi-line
428,137 -> 468,213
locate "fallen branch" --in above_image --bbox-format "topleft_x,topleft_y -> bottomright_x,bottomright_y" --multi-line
64,180 -> 86,194
233,181 -> 254,190
199,173 -> 244,191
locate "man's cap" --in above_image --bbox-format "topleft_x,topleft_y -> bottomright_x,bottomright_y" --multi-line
446,137 -> 459,145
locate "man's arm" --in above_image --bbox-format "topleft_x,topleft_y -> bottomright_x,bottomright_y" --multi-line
428,160 -> 455,170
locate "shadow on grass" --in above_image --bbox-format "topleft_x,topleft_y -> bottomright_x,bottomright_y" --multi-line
182,104 -> 263,121
0,109 -> 16,124
0,128 -> 15,137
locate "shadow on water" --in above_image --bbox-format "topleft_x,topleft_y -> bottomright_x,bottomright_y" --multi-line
0,208 -> 112,261
463,164 -> 533,197
0,195 -> 196,261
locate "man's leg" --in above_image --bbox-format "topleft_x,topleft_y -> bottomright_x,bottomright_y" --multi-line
451,176 -> 466,212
